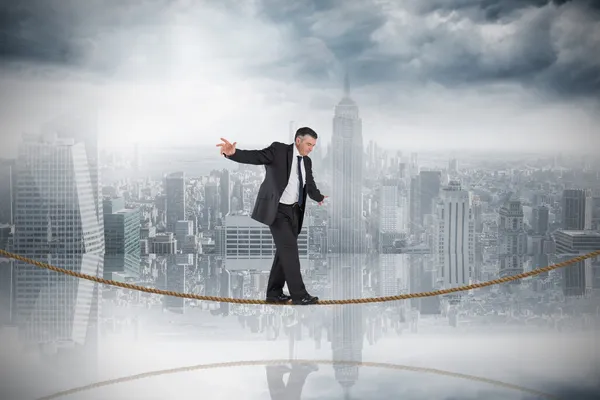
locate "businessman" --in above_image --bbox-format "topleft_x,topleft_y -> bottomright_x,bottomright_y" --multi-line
217,127 -> 327,305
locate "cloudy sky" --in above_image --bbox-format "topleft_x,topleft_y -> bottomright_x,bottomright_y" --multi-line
0,0 -> 599,156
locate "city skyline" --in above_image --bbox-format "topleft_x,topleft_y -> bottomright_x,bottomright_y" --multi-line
0,1 -> 599,399
0,0 -> 599,157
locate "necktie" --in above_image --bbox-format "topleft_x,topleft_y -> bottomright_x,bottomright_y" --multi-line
297,156 -> 303,206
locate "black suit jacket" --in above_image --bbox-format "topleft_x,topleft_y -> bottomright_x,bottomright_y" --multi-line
225,141 -> 324,233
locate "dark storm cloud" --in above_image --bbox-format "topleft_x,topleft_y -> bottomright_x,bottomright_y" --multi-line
257,0 -> 387,58
252,0 -> 600,98
0,0 -> 599,99
0,1 -> 86,66
417,7 -> 559,86
0,0 -> 171,73
251,0 -> 388,85
406,0 -> 576,20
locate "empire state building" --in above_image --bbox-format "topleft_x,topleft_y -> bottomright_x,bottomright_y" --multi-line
329,74 -> 366,253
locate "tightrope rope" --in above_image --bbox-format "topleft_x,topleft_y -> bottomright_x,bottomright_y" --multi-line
36,358 -> 559,400
1,249 -> 598,305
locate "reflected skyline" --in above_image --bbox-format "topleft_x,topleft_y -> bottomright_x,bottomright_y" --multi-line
1,251 -> 598,399
1,0 -> 599,397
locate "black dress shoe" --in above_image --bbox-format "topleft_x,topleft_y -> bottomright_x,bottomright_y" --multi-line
266,293 -> 292,303
292,295 -> 319,305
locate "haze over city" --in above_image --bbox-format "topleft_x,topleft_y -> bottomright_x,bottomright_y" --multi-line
1,1 -> 600,399
0,0 -> 599,154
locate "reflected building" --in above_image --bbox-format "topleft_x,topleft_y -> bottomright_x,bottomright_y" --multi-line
376,254 -> 413,333
378,254 -> 410,297
409,254 -> 440,315
11,132 -> 104,357
157,254 -> 195,314
328,254 -> 365,397
12,254 -> 103,346
0,258 -> 14,326
554,230 -> 600,297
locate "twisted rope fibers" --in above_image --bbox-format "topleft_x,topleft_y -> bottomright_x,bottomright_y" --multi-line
1,249 -> 599,305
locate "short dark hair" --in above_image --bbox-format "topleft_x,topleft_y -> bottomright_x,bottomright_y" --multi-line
295,127 -> 318,140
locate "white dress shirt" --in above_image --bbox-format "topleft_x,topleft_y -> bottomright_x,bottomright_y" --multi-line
279,145 -> 306,205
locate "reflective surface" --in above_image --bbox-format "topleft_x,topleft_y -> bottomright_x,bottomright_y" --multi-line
1,253 -> 599,399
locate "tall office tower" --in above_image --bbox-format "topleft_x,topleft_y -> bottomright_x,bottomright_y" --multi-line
562,189 -> 592,230
0,159 -> 15,224
448,158 -> 458,174
14,133 -> 105,255
410,152 -> 418,177
231,179 -> 244,213
418,170 -> 442,223
472,195 -> 483,233
379,180 -> 400,231
219,169 -> 231,218
103,197 -> 141,279
13,132 -> 104,345
409,176 -> 421,234
435,181 -> 474,290
592,189 -> 600,231
42,111 -> 103,234
133,143 -> 142,171
531,205 -> 549,235
329,73 -> 365,253
165,171 -> 186,233
379,179 -> 406,250
204,180 -> 219,230
497,198 -> 527,280
409,171 -> 441,233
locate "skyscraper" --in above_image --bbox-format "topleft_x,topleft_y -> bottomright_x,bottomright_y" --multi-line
378,178 -> 407,250
165,171 -> 186,233
0,159 -> 15,224
41,110 -> 103,234
418,170 -> 442,223
435,181 -> 474,290
12,132 -> 104,345
219,169 -> 231,218
329,73 -> 365,253
531,205 -> 549,235
498,198 -> 527,280
14,133 -> 105,255
562,189 -> 592,230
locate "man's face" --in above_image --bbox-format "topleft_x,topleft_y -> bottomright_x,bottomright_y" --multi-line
296,135 -> 316,156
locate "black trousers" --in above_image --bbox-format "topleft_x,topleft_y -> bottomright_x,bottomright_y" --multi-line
266,203 -> 308,300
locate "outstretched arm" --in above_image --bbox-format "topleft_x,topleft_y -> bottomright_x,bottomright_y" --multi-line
218,138 -> 276,165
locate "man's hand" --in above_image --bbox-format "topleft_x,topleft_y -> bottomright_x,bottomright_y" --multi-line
217,138 -> 237,156
318,196 -> 328,206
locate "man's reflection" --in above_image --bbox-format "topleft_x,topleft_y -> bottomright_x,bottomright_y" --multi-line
265,363 -> 318,400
